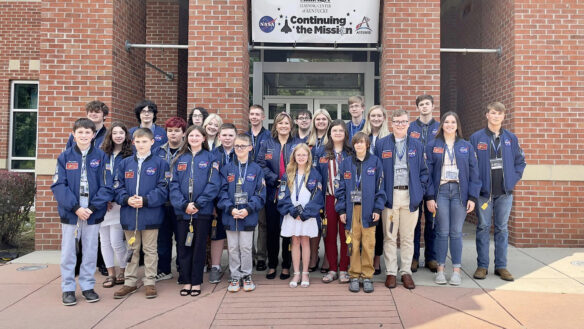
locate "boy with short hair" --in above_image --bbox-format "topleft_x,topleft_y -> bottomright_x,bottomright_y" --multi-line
52,118 -> 113,306
347,96 -> 366,140
129,100 -> 168,150
294,109 -> 312,143
218,133 -> 266,292
114,128 -> 170,299
66,100 -> 110,149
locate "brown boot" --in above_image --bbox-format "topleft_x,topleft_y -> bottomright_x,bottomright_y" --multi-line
114,285 -> 137,299
473,267 -> 488,280
425,260 -> 438,273
411,259 -> 419,273
385,275 -> 397,289
401,274 -> 416,289
494,268 -> 514,282
145,285 -> 158,299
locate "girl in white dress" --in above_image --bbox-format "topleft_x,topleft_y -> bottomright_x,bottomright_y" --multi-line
277,144 -> 324,288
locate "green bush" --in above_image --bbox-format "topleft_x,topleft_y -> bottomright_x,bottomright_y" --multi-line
0,170 -> 36,246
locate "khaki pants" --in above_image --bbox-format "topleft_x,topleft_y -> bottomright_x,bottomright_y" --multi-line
346,205 -> 376,279
383,190 -> 419,276
124,229 -> 158,287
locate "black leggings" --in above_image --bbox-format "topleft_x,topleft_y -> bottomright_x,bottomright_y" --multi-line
176,215 -> 211,286
265,199 -> 291,270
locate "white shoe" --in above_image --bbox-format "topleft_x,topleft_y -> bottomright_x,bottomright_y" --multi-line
300,272 -> 310,288
435,271 -> 447,285
449,271 -> 462,286
289,272 -> 300,288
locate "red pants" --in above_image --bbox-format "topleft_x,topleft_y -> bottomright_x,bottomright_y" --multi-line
324,195 -> 349,272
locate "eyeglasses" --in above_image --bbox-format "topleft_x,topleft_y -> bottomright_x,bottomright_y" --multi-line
192,114 -> 203,118
392,120 -> 409,126
234,144 -> 250,150
297,117 -> 311,121
141,110 -> 154,114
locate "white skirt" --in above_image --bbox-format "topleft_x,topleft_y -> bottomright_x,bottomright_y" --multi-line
101,203 -> 121,227
280,215 -> 318,238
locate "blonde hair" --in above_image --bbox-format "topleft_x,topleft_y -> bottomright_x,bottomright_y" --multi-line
286,144 -> 312,191
362,105 -> 390,139
307,109 -> 332,147
203,113 -> 223,147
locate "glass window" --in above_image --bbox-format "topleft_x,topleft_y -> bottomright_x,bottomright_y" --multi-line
10,81 -> 38,172
264,73 -> 364,97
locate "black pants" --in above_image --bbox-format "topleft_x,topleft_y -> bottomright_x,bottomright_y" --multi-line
176,215 -> 211,286
266,200 -> 291,270
157,205 -> 178,274
375,219 -> 384,257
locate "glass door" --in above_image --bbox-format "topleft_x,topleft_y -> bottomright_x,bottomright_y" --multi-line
314,98 -> 350,121
262,98 -> 313,130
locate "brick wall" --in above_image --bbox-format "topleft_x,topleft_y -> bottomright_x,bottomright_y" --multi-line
188,0 -> 249,129
0,2 -> 41,164
146,0 -> 180,123
381,0 -> 441,115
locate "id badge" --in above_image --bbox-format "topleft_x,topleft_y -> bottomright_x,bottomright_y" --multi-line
125,249 -> 134,263
395,167 -> 408,181
234,192 -> 248,205
185,231 -> 194,247
444,168 -> 459,180
490,158 -> 503,170
350,190 -> 362,203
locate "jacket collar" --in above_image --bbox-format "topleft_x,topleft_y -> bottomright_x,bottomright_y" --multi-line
74,144 -> 94,155
415,118 -> 437,127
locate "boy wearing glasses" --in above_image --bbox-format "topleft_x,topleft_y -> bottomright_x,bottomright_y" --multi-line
129,100 -> 168,150
294,110 -> 312,143
407,94 -> 441,273
375,109 -> 428,290
218,134 -> 266,292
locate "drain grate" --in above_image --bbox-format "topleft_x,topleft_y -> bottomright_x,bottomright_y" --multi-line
16,265 -> 48,271
570,261 -> 584,267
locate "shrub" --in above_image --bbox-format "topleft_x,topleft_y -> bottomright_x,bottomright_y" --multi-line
0,170 -> 36,246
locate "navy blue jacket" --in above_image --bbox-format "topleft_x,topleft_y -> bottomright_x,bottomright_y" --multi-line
246,127 -> 271,162
335,153 -> 386,229
408,118 -> 440,147
129,124 -> 168,150
314,147 -> 351,198
51,145 -> 113,225
469,128 -> 526,197
114,154 -> 170,230
65,126 -> 107,150
169,149 -> 221,219
347,119 -> 365,141
374,134 -> 429,212
277,168 -> 324,225
424,138 -> 481,205
256,135 -> 299,202
154,142 -> 182,167
217,160 -> 266,231
211,145 -> 235,169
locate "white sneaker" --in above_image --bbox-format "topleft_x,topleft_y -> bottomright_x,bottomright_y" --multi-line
227,278 -> 241,292
449,271 -> 462,286
242,276 -> 256,292
435,271 -> 447,285
155,272 -> 173,282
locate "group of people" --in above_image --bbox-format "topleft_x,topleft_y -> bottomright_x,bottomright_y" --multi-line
51,94 -> 526,306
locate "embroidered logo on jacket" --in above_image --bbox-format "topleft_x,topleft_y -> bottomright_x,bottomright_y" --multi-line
66,162 -> 79,170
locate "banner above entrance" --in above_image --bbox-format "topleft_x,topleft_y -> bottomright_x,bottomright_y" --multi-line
251,0 -> 379,44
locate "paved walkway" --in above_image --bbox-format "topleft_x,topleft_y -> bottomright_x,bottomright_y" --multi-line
2,223 -> 584,328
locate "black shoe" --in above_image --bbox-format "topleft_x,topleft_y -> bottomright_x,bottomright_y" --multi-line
280,270 -> 291,280
82,289 -> 100,303
98,265 -> 108,276
266,269 -> 277,280
374,268 -> 381,275
62,291 -> 77,306
256,260 -> 267,272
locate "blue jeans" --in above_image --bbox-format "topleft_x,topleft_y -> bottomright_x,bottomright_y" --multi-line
61,221 -> 100,292
476,194 -> 513,269
413,200 -> 436,262
435,183 -> 466,267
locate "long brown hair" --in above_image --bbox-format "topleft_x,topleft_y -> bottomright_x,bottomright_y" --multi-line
324,119 -> 353,159
271,112 -> 293,140
175,125 -> 209,162
101,122 -> 133,158
435,111 -> 463,140
286,144 -> 312,191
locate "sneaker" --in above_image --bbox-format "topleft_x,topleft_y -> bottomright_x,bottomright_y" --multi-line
81,289 -> 100,303
363,278 -> 374,293
473,267 -> 488,280
243,276 -> 256,292
449,271 -> 462,286
114,285 -> 138,299
145,285 -> 157,299
227,278 -> 241,292
155,272 -> 173,282
209,267 -> 223,284
495,268 -> 514,281
62,291 -> 76,306
435,271 -> 447,285
349,278 -> 360,293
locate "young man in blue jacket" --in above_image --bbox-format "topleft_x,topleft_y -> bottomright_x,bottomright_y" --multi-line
407,94 -> 441,273
218,134 -> 266,292
129,100 -> 168,150
375,109 -> 429,290
113,128 -> 170,299
347,96 -> 366,140
66,100 -> 109,150
51,118 -> 113,306
470,102 -> 526,282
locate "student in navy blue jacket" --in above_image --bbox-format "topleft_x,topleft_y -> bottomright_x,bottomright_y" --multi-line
293,110 -> 312,143
424,112 -> 481,286
170,125 -> 221,297
246,104 -> 271,271
52,118 -> 113,306
66,101 -> 110,150
257,112 -> 299,280
154,117 -> 187,282
129,100 -> 168,150
277,144 -> 324,288
470,102 -> 526,282
315,119 -> 353,284
113,128 -> 170,300
203,113 -> 222,151
347,96 -> 366,140
335,132 -> 385,293
407,94 -> 441,273
375,109 -> 428,290
218,134 -> 266,292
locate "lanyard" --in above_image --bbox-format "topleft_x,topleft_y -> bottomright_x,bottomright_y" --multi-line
238,162 -> 248,186
224,150 -> 231,164
166,147 -> 178,165
354,162 -> 362,190
294,173 -> 304,202
188,154 -> 195,200
491,136 -> 501,156
445,144 -> 455,165
316,136 -> 323,149
110,153 -> 116,173
396,141 -> 406,161
421,125 -> 429,145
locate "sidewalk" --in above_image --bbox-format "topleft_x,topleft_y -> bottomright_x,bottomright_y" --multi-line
2,223 -> 583,328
